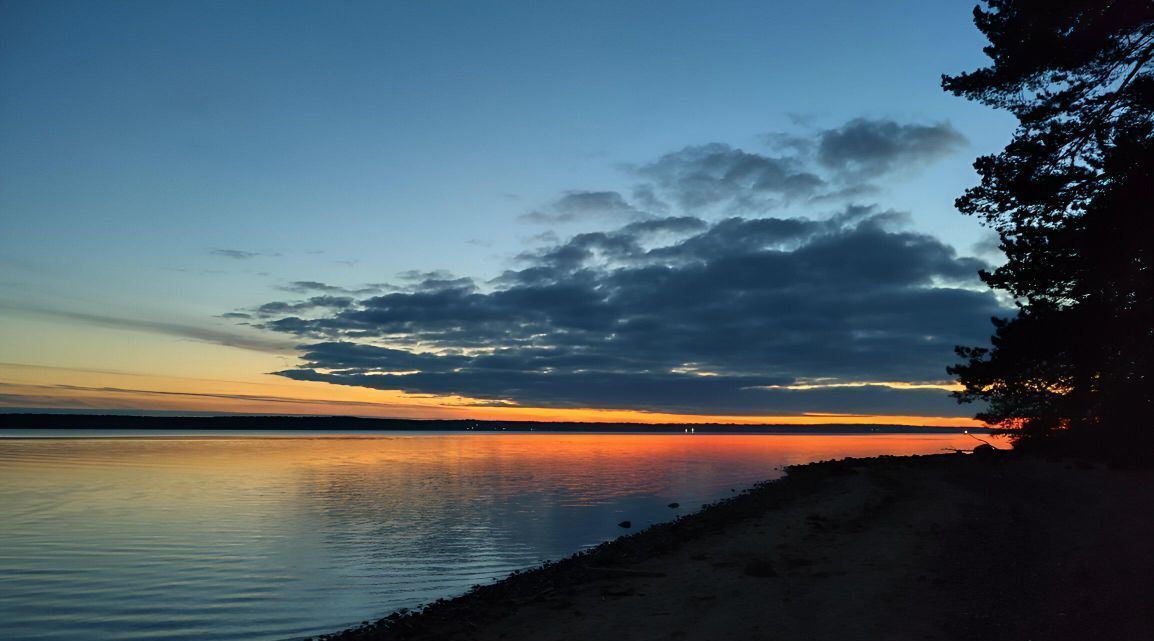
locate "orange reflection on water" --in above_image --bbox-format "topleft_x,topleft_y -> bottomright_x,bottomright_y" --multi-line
0,431 -> 1008,641
1,432 -> 1001,504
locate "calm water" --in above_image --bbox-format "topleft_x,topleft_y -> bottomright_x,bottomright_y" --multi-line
0,431 -> 983,641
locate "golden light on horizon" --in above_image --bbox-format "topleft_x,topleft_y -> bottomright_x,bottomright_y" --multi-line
0,361 -> 985,428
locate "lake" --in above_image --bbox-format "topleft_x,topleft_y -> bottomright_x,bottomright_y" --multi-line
0,431 -> 985,640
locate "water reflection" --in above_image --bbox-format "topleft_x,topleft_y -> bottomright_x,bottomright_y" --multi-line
0,433 -> 989,641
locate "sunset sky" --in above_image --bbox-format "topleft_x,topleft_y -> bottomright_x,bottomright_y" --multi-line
0,1 -> 1015,425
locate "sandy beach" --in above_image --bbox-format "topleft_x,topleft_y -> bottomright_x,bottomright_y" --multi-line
319,451 -> 1154,641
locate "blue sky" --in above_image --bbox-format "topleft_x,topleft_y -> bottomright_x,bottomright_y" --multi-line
0,1 -> 1017,421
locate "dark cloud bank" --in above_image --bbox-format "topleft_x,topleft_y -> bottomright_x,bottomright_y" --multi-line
243,119 -> 1001,417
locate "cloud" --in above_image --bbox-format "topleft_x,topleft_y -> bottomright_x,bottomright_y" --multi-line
624,119 -> 966,217
0,381 -> 437,413
2,305 -> 295,353
276,366 -> 967,416
394,270 -> 477,293
637,143 -> 825,212
816,119 -> 968,180
249,207 -> 1005,415
210,249 -> 262,260
513,117 -> 969,225
255,296 -> 355,317
279,280 -> 347,293
278,280 -> 386,296
240,274 -> 477,323
233,117 -> 983,416
971,232 -> 1003,258
521,190 -> 650,224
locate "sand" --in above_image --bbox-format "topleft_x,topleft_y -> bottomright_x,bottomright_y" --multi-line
317,451 -> 1154,641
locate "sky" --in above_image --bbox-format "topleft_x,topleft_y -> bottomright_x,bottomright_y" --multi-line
0,0 -> 1017,424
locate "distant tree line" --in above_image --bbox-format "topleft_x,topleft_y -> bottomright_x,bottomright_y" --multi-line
0,413 -> 988,434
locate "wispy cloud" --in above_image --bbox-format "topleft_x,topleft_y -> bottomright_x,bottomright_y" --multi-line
0,381 -> 435,413
520,190 -> 654,224
210,249 -> 260,260
2,305 -> 295,353
277,280 -> 387,296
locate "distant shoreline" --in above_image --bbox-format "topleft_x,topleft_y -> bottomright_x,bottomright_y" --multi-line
0,413 -> 993,434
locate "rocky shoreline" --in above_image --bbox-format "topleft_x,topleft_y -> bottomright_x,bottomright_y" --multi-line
314,450 -> 1154,641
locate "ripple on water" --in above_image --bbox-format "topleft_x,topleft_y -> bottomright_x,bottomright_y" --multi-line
0,432 -> 986,641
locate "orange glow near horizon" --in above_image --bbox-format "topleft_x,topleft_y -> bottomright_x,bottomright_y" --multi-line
0,362 -> 985,428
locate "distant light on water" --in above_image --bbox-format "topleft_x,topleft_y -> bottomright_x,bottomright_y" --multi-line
0,431 -> 995,640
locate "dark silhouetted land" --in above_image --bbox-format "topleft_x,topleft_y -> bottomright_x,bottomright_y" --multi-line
318,451 -> 1154,641
0,413 -> 990,434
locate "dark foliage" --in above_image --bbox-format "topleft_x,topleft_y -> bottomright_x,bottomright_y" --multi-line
944,1 -> 1154,450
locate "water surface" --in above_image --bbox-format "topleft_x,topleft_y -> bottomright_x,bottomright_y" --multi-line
0,431 -> 983,640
